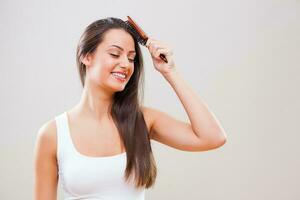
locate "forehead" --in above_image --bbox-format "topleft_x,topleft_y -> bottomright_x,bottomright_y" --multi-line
101,29 -> 135,51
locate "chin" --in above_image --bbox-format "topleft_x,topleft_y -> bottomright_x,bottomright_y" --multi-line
111,83 -> 127,92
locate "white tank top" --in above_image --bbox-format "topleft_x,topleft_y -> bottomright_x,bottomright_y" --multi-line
55,112 -> 145,200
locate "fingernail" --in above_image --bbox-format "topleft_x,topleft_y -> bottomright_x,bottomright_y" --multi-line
146,40 -> 150,47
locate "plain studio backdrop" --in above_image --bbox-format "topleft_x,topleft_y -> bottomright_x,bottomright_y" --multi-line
0,0 -> 299,199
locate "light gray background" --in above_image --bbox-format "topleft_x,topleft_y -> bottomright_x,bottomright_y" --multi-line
1,0 -> 299,199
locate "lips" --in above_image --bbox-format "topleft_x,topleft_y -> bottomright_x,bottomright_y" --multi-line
111,72 -> 127,81
111,71 -> 127,78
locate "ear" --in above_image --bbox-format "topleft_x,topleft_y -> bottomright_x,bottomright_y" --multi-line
81,53 -> 93,67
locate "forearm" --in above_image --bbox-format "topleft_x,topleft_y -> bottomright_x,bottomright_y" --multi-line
163,69 -> 227,142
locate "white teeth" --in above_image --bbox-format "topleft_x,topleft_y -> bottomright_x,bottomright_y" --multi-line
112,73 -> 126,79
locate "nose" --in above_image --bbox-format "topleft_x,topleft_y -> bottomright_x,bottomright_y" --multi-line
119,56 -> 131,69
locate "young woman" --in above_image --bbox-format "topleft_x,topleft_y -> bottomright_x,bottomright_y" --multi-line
34,17 -> 227,200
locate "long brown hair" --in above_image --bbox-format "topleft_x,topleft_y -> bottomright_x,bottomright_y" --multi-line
75,17 -> 157,189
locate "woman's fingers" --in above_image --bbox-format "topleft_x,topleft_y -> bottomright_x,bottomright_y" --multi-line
147,38 -> 170,58
154,48 -> 173,61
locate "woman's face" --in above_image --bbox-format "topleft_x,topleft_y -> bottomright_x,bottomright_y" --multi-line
85,28 -> 136,92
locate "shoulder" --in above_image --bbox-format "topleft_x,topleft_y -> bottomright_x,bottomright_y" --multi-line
34,118 -> 59,198
35,118 -> 57,158
140,106 -> 162,139
140,106 -> 158,118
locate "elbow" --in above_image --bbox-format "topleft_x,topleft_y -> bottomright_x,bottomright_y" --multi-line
215,133 -> 227,148
210,133 -> 227,149
217,136 -> 227,147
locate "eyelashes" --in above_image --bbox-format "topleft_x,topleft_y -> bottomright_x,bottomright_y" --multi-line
109,54 -> 135,63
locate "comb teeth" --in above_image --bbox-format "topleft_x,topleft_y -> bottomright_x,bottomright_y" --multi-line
125,20 -> 148,46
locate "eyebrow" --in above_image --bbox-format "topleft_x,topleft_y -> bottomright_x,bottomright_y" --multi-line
108,45 -> 136,54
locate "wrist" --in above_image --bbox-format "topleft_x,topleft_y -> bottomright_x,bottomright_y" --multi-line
162,68 -> 180,80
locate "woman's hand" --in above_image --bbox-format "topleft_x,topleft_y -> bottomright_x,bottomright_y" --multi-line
146,38 -> 176,76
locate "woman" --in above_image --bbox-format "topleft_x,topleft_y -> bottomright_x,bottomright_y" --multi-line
34,17 -> 227,200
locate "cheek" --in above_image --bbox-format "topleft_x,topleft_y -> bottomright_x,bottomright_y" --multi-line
88,60 -> 114,82
129,67 -> 135,78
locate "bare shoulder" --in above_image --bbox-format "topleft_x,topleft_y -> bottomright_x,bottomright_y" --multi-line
35,119 -> 57,158
140,106 -> 161,139
34,118 -> 59,199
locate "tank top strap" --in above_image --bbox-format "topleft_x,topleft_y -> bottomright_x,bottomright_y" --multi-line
55,112 -> 74,164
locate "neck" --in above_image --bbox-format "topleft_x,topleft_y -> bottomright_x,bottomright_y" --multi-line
75,78 -> 114,121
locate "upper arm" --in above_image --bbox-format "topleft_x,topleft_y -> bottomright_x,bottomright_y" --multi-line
141,106 -> 226,152
33,119 -> 58,200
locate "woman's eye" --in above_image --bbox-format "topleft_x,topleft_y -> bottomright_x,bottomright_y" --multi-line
110,53 -> 134,63
110,54 -> 119,58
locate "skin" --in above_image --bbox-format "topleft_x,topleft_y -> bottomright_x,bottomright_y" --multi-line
34,28 -> 227,199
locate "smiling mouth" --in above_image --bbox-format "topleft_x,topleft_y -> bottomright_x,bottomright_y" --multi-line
111,72 -> 127,81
